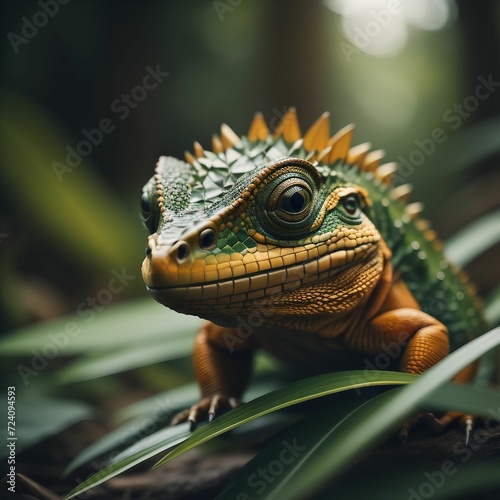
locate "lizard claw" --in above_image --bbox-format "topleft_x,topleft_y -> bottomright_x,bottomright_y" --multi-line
398,412 -> 438,445
461,416 -> 474,447
398,412 -> 477,446
171,394 -> 240,430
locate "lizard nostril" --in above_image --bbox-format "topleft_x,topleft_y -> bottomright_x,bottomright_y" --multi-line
176,242 -> 190,262
145,246 -> 152,257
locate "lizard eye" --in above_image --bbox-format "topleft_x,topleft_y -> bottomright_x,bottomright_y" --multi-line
140,191 -> 159,234
273,180 -> 313,222
140,192 -> 151,217
259,173 -> 319,238
342,195 -> 360,216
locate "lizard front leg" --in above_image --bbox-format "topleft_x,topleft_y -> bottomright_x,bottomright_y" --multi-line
172,321 -> 256,428
360,308 -> 450,375
350,307 -> 477,437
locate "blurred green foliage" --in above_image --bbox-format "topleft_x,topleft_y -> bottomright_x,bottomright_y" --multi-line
0,1 -> 499,497
1,0 -> 499,330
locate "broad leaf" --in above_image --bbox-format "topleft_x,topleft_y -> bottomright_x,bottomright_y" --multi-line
0,299 -> 201,355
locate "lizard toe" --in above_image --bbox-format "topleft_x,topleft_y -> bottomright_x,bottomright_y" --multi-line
171,394 -> 240,430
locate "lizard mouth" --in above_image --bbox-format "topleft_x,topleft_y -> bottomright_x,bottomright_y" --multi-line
146,243 -> 378,308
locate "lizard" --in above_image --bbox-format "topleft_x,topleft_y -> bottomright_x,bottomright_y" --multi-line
140,108 -> 486,436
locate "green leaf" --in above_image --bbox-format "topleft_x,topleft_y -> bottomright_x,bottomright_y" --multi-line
444,209 -> 500,267
237,326 -> 500,499
64,423 -> 192,500
215,394 -> 380,499
56,335 -> 194,383
65,375 -> 285,477
223,381 -> 500,500
0,299 -> 201,355
64,383 -> 198,476
485,284 -> 500,327
63,370 -> 415,499
424,382 -> 500,416
114,383 -> 199,423
110,375 -> 291,465
153,371 -> 416,469
64,328 -> 500,499
429,116 -> 500,178
331,458 -> 500,499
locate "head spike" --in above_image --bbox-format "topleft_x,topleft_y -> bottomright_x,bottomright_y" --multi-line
303,112 -> 330,152
361,150 -> 385,172
406,202 -> 424,218
316,146 -> 332,163
193,141 -> 204,158
375,162 -> 398,184
305,150 -> 318,162
415,218 -> 431,232
248,112 -> 269,141
390,183 -> 412,202
220,123 -> 241,150
273,107 -> 301,142
325,124 -> 355,164
347,142 -> 371,165
212,134 -> 223,155
184,150 -> 195,165
425,229 -> 438,242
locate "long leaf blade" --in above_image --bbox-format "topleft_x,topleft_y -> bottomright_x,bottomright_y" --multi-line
222,383 -> 500,500
64,423 -> 191,500
63,370 -> 415,499
256,326 -> 500,499
152,371 -> 416,469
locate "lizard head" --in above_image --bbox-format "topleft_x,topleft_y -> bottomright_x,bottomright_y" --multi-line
141,109 -> 396,327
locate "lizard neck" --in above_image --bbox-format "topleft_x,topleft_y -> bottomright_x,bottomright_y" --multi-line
254,241 -> 393,335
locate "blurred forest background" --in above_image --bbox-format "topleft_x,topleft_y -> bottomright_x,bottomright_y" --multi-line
1,0 -> 499,331
0,0 -> 500,498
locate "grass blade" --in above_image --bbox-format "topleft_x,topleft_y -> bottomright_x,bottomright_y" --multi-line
64,423 -> 192,500
444,209 -> 500,267
152,371 -> 416,469
249,326 -> 500,499
56,336 -> 193,383
0,299 -> 201,355
64,370 -> 415,499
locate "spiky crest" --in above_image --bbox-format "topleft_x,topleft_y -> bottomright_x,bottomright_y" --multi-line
183,109 -> 423,212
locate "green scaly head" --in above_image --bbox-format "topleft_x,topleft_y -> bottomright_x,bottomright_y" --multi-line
140,109 -> 402,328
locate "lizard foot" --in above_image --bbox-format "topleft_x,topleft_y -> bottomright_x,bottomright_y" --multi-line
399,412 -> 475,446
171,394 -> 240,430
